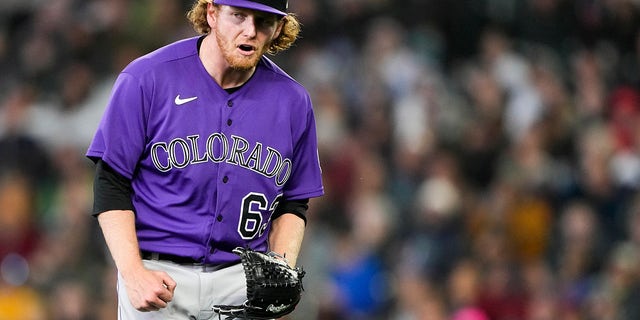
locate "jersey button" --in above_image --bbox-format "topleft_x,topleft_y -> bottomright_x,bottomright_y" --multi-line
216,215 -> 223,222
227,100 -> 233,107
222,176 -> 229,183
227,119 -> 232,126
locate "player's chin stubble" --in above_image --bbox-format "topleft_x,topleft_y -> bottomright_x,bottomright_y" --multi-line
215,30 -> 267,71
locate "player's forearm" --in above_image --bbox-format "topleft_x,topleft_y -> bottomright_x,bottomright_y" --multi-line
268,213 -> 305,267
97,209 -> 145,276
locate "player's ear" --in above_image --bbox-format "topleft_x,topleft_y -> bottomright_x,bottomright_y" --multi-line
273,18 -> 284,39
206,2 -> 217,28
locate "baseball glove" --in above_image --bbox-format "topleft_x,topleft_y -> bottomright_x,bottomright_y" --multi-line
213,247 -> 305,319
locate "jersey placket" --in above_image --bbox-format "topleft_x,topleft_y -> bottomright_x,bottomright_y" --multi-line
206,96 -> 237,261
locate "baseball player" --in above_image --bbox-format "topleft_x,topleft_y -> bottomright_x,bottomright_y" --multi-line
86,0 -> 324,319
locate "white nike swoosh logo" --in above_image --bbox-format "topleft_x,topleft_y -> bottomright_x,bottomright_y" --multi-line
174,95 -> 198,105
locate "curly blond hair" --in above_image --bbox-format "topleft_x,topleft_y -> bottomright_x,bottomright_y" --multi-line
187,0 -> 301,55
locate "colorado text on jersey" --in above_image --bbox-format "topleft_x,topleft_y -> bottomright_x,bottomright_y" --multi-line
150,133 -> 292,186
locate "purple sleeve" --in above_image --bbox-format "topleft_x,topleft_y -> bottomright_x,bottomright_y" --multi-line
284,94 -> 324,200
86,72 -> 148,179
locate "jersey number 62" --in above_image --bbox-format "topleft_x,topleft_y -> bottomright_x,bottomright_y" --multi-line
237,192 -> 282,240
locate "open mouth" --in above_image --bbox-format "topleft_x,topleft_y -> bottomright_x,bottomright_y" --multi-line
238,44 -> 256,53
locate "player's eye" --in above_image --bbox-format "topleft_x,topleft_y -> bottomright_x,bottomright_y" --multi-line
255,16 -> 278,29
232,12 -> 246,21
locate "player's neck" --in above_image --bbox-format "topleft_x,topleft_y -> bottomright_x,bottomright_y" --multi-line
200,35 -> 256,90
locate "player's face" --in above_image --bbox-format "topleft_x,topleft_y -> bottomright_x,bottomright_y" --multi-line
211,5 -> 283,70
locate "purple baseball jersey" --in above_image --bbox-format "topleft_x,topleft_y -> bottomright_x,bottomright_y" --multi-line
87,36 -> 324,265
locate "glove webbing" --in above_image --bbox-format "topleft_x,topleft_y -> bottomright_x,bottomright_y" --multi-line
244,257 -> 305,305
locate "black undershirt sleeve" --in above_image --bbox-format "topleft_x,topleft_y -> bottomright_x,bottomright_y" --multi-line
92,159 -> 134,217
273,198 -> 309,225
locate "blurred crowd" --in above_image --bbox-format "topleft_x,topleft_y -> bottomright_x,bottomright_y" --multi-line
2,0 -> 640,319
